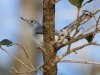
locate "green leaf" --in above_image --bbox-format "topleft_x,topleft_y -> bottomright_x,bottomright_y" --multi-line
0,39 -> 13,45
68,0 -> 84,8
83,0 -> 93,6
85,35 -> 94,42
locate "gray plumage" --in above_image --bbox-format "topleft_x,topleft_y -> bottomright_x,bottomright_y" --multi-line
20,14 -> 91,46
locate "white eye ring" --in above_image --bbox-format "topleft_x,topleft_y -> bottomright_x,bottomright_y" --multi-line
30,20 -> 33,23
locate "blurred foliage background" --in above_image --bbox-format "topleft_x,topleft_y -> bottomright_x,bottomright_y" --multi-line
0,0 -> 100,75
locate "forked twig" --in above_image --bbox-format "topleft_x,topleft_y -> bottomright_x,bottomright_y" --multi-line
10,65 -> 43,74
0,46 -> 32,71
58,42 -> 100,60
0,44 -> 42,74
12,44 -> 40,75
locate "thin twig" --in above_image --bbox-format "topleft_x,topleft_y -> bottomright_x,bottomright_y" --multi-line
59,60 -> 100,65
66,44 -> 71,53
71,9 -> 81,39
81,25 -> 96,35
0,46 -> 33,71
58,42 -> 100,59
64,28 -> 100,46
95,8 -> 100,14
92,6 -> 95,13
11,64 -> 43,74
36,46 -> 46,54
65,8 -> 100,43
12,43 -> 29,58
95,15 -> 100,31
10,65 -> 18,74
13,44 -> 35,69
12,44 -> 39,74
25,46 -> 39,75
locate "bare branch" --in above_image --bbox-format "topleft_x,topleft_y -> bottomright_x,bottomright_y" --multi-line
36,46 -> 46,54
12,43 -> 29,58
95,15 -> 100,30
94,8 -> 100,14
61,9 -> 100,44
70,42 -> 100,53
59,60 -> 100,65
10,64 -> 43,74
0,46 -> 33,71
81,25 -> 96,35
59,12 -> 91,41
64,28 -> 100,46
5,43 -> 39,75
58,42 -> 100,60
66,44 -> 71,53
10,65 -> 18,74
58,8 -> 100,48
12,44 -> 38,71
25,46 -> 39,75
92,6 -> 95,13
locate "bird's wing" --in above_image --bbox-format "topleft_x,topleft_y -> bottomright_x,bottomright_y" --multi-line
35,26 -> 43,34
36,14 -> 92,36
35,26 -> 65,36
60,14 -> 92,34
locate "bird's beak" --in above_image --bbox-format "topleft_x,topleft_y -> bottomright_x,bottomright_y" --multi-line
20,17 -> 28,22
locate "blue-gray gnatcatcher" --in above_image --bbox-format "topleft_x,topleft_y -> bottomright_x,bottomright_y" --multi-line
20,14 -> 91,46
20,17 -> 71,46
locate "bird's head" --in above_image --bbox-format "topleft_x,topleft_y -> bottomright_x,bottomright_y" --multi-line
20,17 -> 40,30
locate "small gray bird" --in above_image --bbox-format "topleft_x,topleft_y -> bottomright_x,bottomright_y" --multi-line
20,14 -> 91,46
20,17 -> 71,46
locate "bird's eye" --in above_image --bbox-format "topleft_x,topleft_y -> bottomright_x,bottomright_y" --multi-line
31,20 -> 33,23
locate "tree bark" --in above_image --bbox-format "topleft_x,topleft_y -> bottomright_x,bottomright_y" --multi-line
43,0 -> 57,75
